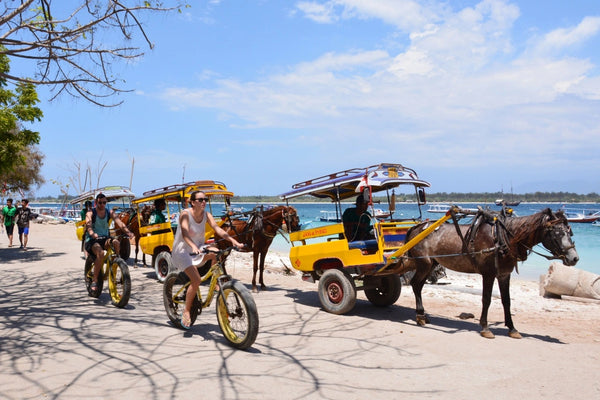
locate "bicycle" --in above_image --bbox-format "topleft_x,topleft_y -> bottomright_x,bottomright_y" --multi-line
84,235 -> 132,308
163,246 -> 259,350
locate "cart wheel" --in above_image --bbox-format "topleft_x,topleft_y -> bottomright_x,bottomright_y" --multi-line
364,274 -> 402,307
318,269 -> 356,315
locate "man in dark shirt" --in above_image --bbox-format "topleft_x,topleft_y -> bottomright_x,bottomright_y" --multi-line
16,199 -> 38,250
342,195 -> 373,241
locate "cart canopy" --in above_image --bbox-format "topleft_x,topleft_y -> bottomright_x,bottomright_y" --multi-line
280,163 -> 430,201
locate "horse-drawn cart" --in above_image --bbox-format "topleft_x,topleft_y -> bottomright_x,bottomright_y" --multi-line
70,185 -> 136,260
130,181 -> 234,281
280,162 -> 454,314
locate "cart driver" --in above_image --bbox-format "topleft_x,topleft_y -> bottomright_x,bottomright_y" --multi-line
342,195 -> 374,241
149,198 -> 167,224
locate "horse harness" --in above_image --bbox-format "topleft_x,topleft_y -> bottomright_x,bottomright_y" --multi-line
223,206 -> 294,246
448,207 -> 571,271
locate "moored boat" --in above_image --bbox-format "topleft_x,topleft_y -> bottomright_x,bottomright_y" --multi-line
559,207 -> 600,223
319,210 -> 340,222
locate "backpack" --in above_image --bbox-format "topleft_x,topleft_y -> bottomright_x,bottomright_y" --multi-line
91,207 -> 110,224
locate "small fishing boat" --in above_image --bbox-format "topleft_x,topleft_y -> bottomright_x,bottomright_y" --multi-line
560,207 -> 600,223
495,199 -> 521,206
427,204 -> 479,214
373,208 -> 392,220
427,204 -> 452,213
319,210 -> 340,222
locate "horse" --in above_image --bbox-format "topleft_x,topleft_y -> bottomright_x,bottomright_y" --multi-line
115,205 -> 153,266
218,205 -> 301,292
404,208 -> 578,339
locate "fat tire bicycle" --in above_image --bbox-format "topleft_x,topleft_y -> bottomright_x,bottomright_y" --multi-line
163,246 -> 259,350
84,235 -> 132,308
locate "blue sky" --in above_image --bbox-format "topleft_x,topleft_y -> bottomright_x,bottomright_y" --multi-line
24,0 -> 600,197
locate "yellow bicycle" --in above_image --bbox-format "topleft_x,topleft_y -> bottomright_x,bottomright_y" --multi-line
163,247 -> 259,350
84,235 -> 132,308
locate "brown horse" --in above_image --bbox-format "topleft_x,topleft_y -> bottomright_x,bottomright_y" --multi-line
219,205 -> 301,292
115,205 -> 153,266
404,208 -> 578,339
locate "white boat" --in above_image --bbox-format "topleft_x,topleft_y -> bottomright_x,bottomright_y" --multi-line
427,204 -> 452,213
29,207 -> 66,223
319,210 -> 340,222
560,208 -> 600,223
427,204 -> 480,214
373,208 -> 392,219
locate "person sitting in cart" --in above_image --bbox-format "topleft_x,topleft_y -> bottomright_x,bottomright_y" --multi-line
149,198 -> 167,224
343,195 -> 374,241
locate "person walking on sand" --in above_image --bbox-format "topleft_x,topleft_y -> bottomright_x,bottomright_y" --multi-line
2,198 -> 17,247
171,190 -> 243,329
16,199 -> 38,250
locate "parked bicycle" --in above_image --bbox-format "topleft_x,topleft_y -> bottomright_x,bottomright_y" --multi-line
84,235 -> 132,308
163,246 -> 259,350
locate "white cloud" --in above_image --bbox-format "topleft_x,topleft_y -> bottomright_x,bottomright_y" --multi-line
533,16 -> 600,55
158,0 -> 600,181
295,1 -> 338,24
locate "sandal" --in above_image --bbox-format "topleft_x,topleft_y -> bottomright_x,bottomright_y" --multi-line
180,313 -> 192,330
91,281 -> 99,294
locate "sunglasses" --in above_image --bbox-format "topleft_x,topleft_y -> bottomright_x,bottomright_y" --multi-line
194,198 -> 208,202
97,201 -> 107,205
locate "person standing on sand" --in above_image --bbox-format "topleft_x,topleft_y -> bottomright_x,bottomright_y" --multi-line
16,199 -> 38,250
2,198 -> 17,247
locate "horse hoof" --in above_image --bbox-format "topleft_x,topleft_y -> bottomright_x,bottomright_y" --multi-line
416,315 -> 429,326
252,286 -> 259,293
480,330 -> 495,339
508,329 -> 522,339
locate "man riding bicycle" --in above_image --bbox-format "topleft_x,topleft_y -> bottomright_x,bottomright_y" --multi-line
85,193 -> 134,295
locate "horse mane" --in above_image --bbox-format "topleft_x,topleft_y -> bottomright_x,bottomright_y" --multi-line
504,208 -> 553,260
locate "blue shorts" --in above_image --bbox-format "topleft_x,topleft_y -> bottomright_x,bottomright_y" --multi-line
18,226 -> 29,235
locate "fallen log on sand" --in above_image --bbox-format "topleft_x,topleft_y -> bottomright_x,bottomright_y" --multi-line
540,262 -> 600,301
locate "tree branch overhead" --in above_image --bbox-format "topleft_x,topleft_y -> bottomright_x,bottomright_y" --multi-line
0,1 -> 183,107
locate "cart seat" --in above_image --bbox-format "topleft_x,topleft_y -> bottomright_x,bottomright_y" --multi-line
348,239 -> 378,251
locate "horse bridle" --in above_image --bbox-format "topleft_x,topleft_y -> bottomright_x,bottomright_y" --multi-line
258,207 -> 298,238
538,218 -> 575,262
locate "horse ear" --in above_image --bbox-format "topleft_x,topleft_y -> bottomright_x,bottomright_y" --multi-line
543,208 -> 554,219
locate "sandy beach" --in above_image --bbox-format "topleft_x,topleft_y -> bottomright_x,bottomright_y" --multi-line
1,222 -> 599,399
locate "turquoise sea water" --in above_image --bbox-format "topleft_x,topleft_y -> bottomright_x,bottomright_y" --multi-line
32,201 -> 600,280
244,202 -> 600,280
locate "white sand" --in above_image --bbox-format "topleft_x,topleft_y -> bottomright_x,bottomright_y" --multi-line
0,222 -> 598,399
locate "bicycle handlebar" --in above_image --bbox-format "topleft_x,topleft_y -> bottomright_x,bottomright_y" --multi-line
189,245 -> 245,257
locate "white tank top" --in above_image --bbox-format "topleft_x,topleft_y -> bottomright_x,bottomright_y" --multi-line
172,209 -> 208,270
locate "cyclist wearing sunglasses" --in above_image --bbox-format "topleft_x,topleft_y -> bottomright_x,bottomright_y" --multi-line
171,190 -> 243,329
85,193 -> 134,294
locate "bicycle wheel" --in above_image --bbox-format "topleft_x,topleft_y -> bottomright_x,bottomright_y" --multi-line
163,272 -> 201,329
216,280 -> 259,350
108,257 -> 131,308
84,257 -> 103,298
